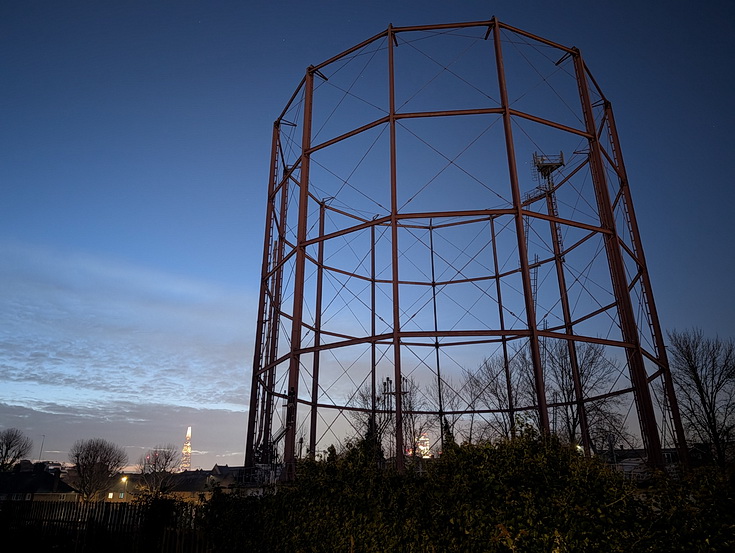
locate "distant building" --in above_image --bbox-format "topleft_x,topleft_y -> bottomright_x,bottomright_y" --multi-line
0,462 -> 79,502
406,433 -> 432,458
181,426 -> 192,472
102,464 -> 258,503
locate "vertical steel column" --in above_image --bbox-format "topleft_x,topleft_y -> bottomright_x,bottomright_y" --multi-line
490,216 -> 516,437
370,220 -> 377,435
387,25 -> 405,470
603,102 -> 689,465
429,222 -> 445,448
282,67 -> 315,480
573,51 -> 663,467
246,122 -> 281,469
309,202 -> 326,459
492,19 -> 550,432
258,174 -> 290,463
545,192 -> 591,454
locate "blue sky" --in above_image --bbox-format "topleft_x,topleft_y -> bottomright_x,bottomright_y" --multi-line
1,1 -> 733,469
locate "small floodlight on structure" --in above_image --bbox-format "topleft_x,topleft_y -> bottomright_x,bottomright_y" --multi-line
533,151 -> 565,182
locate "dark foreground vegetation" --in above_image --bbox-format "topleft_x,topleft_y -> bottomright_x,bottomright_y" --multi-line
1,496 -> 205,553
3,432 -> 734,552
205,432 -> 734,553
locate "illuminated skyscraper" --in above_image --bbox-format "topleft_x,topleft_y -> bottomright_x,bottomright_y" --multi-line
181,426 -> 192,472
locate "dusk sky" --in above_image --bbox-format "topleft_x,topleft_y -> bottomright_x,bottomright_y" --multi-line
1,1 -> 733,470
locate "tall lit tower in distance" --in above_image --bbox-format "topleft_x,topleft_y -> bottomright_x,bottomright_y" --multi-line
181,426 -> 192,472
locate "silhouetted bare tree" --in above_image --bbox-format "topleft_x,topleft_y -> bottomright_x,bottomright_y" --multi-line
68,438 -> 128,502
668,329 -> 735,467
137,444 -> 181,497
426,374 -> 463,449
0,428 -> 33,471
347,381 -> 394,450
463,340 -> 632,450
542,339 -> 629,448
401,376 -> 434,458
348,375 -> 434,459
461,346 -> 528,442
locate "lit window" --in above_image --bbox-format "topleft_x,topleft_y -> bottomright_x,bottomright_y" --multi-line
108,493 -> 114,499
119,493 -> 125,499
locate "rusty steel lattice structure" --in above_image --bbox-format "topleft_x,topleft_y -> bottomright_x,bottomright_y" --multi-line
245,18 -> 688,478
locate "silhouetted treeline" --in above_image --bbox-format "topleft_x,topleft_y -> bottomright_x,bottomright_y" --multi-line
4,431 -> 733,552
202,431 -> 734,552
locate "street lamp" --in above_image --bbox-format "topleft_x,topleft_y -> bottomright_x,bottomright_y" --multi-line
121,476 -> 128,500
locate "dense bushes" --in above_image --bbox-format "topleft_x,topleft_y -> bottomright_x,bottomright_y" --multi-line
202,433 -> 734,552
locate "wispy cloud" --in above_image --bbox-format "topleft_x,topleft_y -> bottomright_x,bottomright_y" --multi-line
0,240 -> 255,466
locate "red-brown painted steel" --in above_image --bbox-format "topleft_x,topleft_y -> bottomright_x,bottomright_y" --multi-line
602,101 -> 689,465
492,17 -> 550,433
309,202 -> 326,459
572,50 -> 664,467
282,67 -> 315,480
244,122 -> 280,469
490,216 -> 516,437
244,19 -> 688,478
387,24 -> 405,471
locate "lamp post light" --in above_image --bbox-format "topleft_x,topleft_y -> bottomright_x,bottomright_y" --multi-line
121,476 -> 128,500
